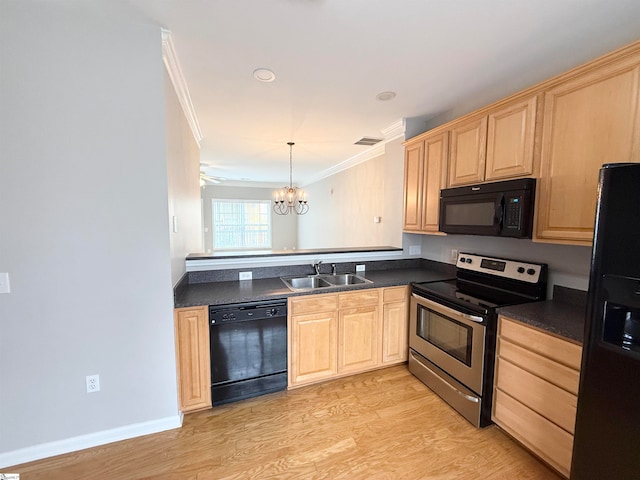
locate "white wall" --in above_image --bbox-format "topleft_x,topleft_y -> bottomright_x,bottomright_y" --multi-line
382,138 -> 406,247
0,2 -> 180,465
298,138 -> 404,249
201,185 -> 298,252
165,69 -> 202,286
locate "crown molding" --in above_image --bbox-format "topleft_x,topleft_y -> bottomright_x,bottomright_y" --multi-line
381,118 -> 406,141
161,29 -> 203,146
302,119 -> 405,185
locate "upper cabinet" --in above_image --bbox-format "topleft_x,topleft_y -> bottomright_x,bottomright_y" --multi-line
403,131 -> 448,233
534,53 -> 640,245
448,116 -> 487,186
486,96 -> 538,181
448,95 -> 539,187
404,39 -> 640,246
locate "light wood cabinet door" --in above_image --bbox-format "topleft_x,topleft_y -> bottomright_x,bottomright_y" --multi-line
338,305 -> 380,374
382,300 -> 408,364
174,306 -> 211,413
493,388 -> 574,478
448,116 -> 488,187
403,140 -> 424,231
535,56 -> 640,245
403,133 -> 448,233
289,310 -> 338,386
421,132 -> 449,232
486,95 -> 538,181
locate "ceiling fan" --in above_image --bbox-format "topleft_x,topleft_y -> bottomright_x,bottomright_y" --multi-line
200,163 -> 225,185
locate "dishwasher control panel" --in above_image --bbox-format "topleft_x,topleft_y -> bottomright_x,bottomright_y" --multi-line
210,300 -> 287,324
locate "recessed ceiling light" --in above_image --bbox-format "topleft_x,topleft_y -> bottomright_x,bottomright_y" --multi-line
376,91 -> 396,101
253,68 -> 276,83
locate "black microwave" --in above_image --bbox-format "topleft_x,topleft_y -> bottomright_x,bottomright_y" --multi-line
439,178 -> 536,238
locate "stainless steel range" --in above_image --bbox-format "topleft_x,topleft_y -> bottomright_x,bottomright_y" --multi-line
409,252 -> 547,427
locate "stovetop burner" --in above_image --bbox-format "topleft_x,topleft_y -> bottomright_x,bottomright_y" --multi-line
412,253 -> 548,314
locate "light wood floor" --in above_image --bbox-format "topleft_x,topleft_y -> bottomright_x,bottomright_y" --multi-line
9,365 -> 561,479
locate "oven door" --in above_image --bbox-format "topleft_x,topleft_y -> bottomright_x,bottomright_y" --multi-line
409,293 -> 486,394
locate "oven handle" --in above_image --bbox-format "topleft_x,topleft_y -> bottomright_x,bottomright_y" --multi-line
411,293 -> 485,324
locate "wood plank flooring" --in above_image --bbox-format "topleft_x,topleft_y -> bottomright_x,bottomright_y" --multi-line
8,365 -> 561,479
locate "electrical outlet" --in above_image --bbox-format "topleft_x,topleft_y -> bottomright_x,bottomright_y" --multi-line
86,374 -> 100,393
409,245 -> 421,255
356,264 -> 365,272
450,249 -> 459,262
239,271 -> 252,280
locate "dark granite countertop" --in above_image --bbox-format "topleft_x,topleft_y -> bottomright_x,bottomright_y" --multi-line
497,286 -> 587,345
174,261 -> 456,308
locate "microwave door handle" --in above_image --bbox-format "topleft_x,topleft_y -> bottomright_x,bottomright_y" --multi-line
495,194 -> 505,227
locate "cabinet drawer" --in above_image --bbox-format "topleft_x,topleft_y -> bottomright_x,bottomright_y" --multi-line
339,290 -> 380,309
495,357 -> 578,434
493,389 -> 573,478
383,286 -> 407,303
497,337 -> 580,395
499,316 -> 582,369
289,294 -> 338,316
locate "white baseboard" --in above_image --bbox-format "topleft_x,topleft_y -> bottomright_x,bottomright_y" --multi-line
0,414 -> 183,469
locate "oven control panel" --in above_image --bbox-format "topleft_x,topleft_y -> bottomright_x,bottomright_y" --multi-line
456,253 -> 543,283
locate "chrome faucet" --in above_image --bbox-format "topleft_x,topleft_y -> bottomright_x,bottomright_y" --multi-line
312,261 -> 323,275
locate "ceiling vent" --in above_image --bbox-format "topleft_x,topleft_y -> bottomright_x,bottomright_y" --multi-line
354,137 -> 383,146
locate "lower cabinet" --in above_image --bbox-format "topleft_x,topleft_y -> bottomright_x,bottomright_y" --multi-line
492,315 -> 582,478
382,286 -> 409,364
289,286 -> 409,388
338,290 -> 381,374
288,294 -> 339,386
174,306 -> 212,413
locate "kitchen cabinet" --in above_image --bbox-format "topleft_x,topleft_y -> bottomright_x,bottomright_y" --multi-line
402,132 -> 448,234
174,306 -> 211,413
404,41 -> 640,244
382,286 -> 409,364
448,95 -> 539,187
493,315 -> 582,478
535,51 -> 640,245
485,95 -> 538,181
289,286 -> 408,388
288,294 -> 339,386
338,290 -> 381,374
448,116 -> 487,187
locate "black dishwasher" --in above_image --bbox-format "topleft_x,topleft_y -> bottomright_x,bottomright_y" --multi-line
209,299 -> 287,405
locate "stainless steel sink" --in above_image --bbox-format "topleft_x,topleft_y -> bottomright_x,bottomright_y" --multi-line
321,274 -> 372,286
281,273 -> 372,291
281,275 -> 332,291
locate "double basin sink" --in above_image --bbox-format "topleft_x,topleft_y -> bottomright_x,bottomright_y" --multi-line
281,273 -> 372,292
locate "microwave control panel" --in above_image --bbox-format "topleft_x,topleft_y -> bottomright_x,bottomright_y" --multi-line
504,195 -> 524,230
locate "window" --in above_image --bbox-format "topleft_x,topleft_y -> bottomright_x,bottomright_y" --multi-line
212,199 -> 271,250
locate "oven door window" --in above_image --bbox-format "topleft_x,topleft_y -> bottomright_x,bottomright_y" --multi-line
416,306 -> 473,366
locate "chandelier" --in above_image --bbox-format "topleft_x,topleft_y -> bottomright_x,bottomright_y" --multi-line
273,142 -> 309,215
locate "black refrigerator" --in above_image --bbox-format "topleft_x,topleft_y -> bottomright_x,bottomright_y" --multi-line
571,163 -> 640,479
